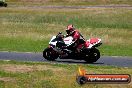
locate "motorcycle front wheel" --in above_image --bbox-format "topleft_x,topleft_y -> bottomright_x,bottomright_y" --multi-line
43,47 -> 58,61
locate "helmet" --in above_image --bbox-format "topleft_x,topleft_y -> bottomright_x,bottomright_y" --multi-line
66,24 -> 75,35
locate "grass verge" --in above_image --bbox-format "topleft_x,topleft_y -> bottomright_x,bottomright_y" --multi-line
0,60 -> 131,88
6,0 -> 132,6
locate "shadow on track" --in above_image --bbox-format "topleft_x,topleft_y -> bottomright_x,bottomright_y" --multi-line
53,60 -> 104,65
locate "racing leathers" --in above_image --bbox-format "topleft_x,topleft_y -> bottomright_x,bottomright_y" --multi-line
66,30 -> 85,52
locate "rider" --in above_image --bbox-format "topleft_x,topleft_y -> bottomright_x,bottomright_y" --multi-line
65,24 -> 85,52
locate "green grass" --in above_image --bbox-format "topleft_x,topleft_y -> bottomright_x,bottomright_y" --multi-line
0,37 -> 48,52
6,0 -> 132,6
0,60 -> 131,88
0,7 -> 132,56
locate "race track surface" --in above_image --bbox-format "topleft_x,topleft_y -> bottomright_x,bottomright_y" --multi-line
0,52 -> 132,67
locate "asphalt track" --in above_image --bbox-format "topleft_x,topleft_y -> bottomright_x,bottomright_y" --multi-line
0,52 -> 132,67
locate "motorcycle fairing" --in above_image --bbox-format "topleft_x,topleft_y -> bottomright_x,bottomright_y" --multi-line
63,36 -> 73,45
85,38 -> 101,48
49,36 -> 73,46
49,36 -> 57,46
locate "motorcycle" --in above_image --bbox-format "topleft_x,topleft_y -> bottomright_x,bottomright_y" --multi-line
43,32 -> 102,63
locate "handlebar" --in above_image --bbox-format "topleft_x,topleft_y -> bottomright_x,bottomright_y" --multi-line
56,32 -> 62,37
56,32 -> 65,40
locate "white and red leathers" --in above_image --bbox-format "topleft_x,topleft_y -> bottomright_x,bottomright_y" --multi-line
65,25 -> 85,51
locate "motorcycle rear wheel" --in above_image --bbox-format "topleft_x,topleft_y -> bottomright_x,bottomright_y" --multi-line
84,48 -> 100,63
4,3 -> 7,7
43,47 -> 58,61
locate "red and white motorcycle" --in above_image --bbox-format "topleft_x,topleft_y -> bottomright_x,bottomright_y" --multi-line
43,32 -> 102,63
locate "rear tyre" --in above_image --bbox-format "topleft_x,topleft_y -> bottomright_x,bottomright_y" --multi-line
84,48 -> 100,63
43,47 -> 58,61
4,3 -> 7,7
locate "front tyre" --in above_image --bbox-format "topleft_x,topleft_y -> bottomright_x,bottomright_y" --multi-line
84,48 -> 100,63
43,47 -> 58,61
